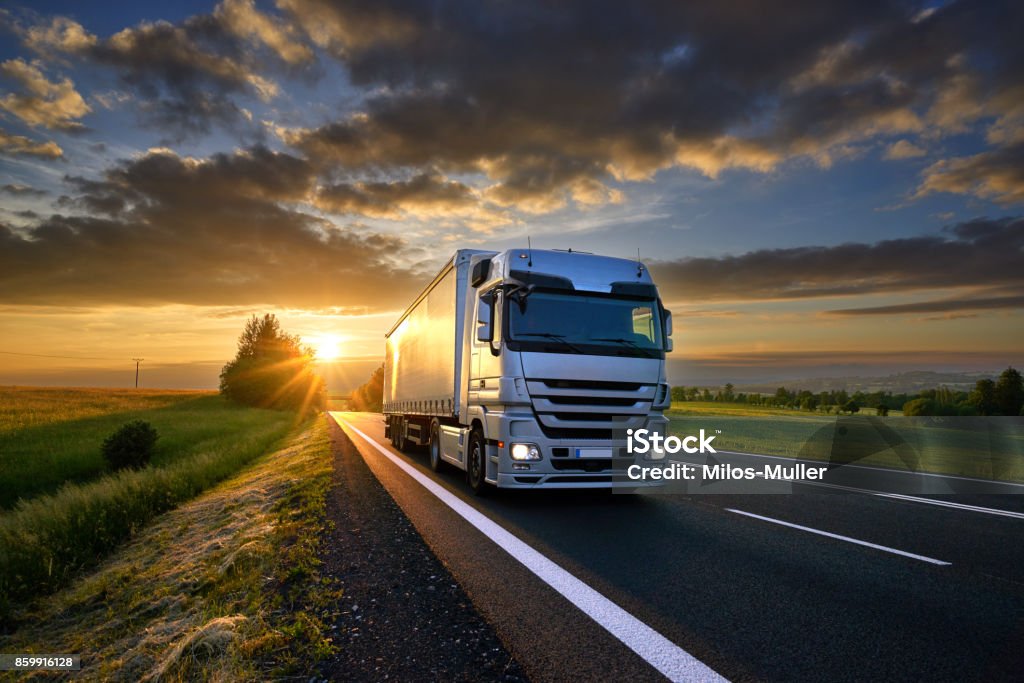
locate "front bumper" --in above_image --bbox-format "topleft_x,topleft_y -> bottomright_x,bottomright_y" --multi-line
492,413 -> 669,489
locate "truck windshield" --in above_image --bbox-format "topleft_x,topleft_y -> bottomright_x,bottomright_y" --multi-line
507,290 -> 664,357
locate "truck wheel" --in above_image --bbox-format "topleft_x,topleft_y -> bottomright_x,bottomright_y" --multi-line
467,429 -> 488,496
388,417 -> 400,448
429,421 -> 443,472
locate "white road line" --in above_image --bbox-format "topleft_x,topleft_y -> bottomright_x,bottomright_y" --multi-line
716,449 -> 1024,489
331,413 -> 726,683
673,453 -> 1024,520
725,508 -> 952,566
808,481 -> 1024,520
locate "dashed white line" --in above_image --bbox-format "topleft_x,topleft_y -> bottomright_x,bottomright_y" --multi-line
808,481 -> 1024,520
673,451 -> 1024,519
725,508 -> 952,566
332,413 -> 727,683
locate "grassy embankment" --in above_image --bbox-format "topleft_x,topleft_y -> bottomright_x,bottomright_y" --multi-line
0,414 -> 337,681
667,401 -> 1024,481
0,387 -> 303,612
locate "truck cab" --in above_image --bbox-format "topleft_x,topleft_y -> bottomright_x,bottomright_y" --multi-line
383,248 -> 673,493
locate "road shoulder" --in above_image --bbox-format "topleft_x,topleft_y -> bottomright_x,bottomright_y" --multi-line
316,417 -> 527,681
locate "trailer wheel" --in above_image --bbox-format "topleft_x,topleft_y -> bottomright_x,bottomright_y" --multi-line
467,428 -> 488,496
429,420 -> 443,472
388,417 -> 399,448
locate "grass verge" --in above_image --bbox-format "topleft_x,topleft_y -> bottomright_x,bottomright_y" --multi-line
668,402 -> 1024,481
0,414 -> 337,681
0,405 -> 296,613
0,388 -> 294,509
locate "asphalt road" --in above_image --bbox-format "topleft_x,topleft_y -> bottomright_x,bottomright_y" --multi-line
328,411 -> 1024,682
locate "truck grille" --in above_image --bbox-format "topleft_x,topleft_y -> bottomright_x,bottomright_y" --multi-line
526,378 -> 655,439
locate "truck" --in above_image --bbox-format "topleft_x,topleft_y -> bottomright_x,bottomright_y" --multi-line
382,247 -> 673,493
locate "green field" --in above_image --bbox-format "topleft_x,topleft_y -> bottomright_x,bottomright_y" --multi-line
0,387 -> 294,508
0,386 -> 302,609
667,402 -> 1024,481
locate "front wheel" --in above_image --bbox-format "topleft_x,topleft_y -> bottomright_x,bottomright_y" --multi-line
467,429 -> 488,496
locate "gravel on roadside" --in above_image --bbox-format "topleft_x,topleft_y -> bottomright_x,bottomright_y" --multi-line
316,418 -> 529,682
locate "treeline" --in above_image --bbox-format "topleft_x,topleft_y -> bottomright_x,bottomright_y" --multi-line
350,364 -> 384,412
671,367 -> 1024,417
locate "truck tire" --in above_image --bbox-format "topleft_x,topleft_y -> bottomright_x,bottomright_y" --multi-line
429,420 -> 443,472
467,428 -> 488,496
388,417 -> 400,448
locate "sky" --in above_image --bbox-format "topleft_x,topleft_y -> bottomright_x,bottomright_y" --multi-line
0,0 -> 1022,391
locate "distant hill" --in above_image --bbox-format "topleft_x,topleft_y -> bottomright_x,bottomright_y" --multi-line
734,370 -> 997,395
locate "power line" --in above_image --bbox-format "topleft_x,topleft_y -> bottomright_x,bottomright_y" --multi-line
0,349 -> 127,361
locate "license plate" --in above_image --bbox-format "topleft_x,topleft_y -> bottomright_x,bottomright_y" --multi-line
575,447 -> 613,458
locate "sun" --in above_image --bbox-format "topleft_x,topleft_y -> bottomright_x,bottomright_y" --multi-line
310,334 -> 342,361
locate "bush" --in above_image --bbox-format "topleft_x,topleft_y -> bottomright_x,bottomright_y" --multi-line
102,420 -> 159,470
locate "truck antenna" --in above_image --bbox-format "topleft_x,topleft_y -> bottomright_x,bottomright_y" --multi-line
527,236 -> 533,267
636,247 -> 643,278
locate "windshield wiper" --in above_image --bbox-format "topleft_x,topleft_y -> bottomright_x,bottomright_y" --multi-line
588,337 -> 656,354
516,332 -> 584,354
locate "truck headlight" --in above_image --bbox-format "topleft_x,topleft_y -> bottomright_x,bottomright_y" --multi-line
510,443 -> 542,460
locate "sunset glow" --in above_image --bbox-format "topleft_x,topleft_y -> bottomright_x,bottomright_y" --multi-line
309,334 -> 343,362
0,1 -> 1020,391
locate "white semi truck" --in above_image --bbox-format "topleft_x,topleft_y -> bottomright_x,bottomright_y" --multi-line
383,248 -> 673,493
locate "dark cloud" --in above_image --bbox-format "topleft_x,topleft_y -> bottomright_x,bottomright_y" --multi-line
280,0 -> 1022,207
16,3 -> 313,137
316,172 -> 475,218
313,171 -> 511,228
8,0 -> 1021,203
1,183 -> 48,197
0,146 -> 425,309
827,296 -> 1024,316
650,216 -> 1024,303
0,57 -> 90,130
0,127 -> 61,158
915,143 -> 1024,205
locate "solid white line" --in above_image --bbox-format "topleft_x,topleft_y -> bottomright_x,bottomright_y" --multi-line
331,413 -> 726,683
725,508 -> 952,566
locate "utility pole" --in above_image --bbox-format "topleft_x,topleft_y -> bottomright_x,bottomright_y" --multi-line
132,358 -> 144,388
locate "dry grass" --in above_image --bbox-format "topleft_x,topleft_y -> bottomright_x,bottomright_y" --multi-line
0,386 -> 209,436
0,415 -> 335,682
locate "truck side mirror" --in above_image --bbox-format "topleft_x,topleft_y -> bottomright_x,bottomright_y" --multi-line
663,310 -> 673,352
476,294 -> 493,342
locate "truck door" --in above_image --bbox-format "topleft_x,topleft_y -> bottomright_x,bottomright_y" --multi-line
471,288 -> 501,387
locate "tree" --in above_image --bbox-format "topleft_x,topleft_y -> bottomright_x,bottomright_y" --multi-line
877,405 -> 889,417
842,399 -> 859,415
219,314 -> 325,413
800,396 -> 818,412
723,383 -> 735,402
969,378 -> 997,416
994,367 -> 1024,417
350,364 -> 385,412
671,385 -> 687,402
